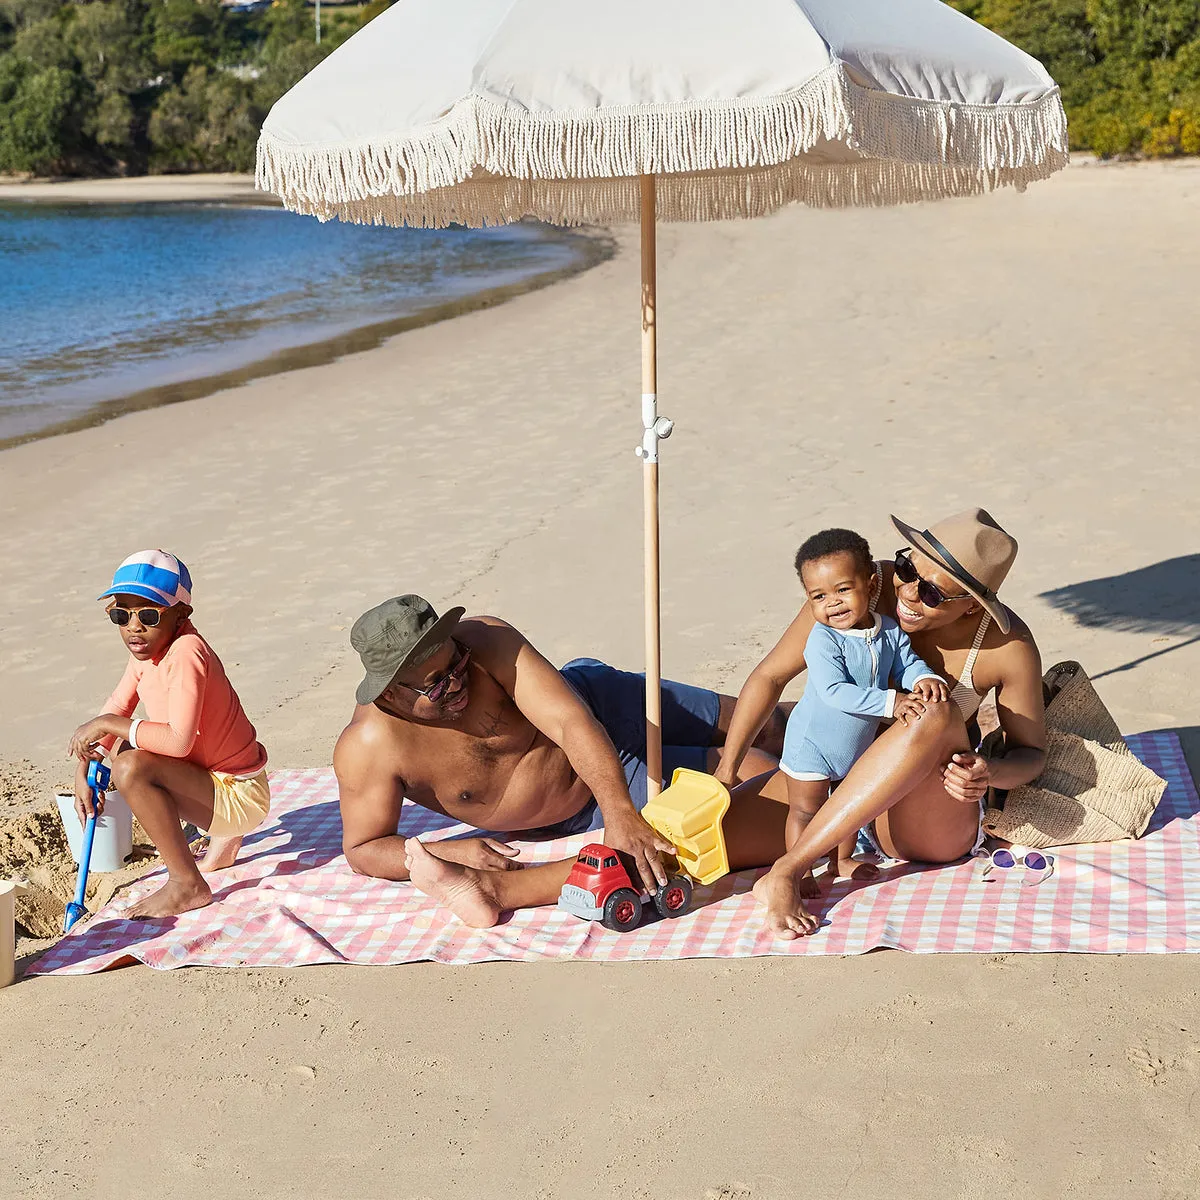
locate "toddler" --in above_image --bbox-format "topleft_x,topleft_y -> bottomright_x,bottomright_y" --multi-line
781,529 -> 947,884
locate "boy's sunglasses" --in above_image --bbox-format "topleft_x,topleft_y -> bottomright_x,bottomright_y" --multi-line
108,606 -> 165,628
399,641 -> 471,704
893,549 -> 972,609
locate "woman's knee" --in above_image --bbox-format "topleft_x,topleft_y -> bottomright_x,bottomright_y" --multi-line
902,695 -> 966,748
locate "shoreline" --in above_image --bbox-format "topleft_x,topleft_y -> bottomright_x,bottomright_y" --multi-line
0,173 -> 270,205
0,203 -> 615,451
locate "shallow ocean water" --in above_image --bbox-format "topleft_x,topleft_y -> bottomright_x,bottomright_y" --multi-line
0,202 -> 584,443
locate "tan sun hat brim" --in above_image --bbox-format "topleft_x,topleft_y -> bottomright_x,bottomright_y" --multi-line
891,514 -> 1012,634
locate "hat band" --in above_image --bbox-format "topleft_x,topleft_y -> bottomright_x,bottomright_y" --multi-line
919,529 -> 997,603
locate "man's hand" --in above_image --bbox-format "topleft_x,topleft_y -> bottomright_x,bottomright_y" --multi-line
911,678 -> 949,704
892,694 -> 928,727
603,808 -> 674,891
67,716 -> 112,763
942,752 -> 991,804
426,837 -> 522,871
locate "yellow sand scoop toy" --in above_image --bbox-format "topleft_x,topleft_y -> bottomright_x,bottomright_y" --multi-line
640,768 -> 731,886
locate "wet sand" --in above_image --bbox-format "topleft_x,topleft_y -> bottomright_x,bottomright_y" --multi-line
1,159 -> 1198,1198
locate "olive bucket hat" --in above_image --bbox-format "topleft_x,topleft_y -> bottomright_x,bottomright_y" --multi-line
890,507 -> 1017,634
350,594 -> 465,705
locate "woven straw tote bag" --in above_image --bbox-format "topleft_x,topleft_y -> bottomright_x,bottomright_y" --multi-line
982,661 -> 1167,849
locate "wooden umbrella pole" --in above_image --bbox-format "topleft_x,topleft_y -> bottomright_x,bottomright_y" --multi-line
639,174 -> 664,801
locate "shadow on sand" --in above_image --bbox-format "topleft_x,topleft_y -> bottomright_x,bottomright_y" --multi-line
1038,553 -> 1200,681
1039,556 -> 1200,780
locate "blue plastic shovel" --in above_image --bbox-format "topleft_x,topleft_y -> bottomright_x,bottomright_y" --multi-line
63,759 -> 111,933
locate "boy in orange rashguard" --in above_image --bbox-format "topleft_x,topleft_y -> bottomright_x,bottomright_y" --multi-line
68,550 -> 270,919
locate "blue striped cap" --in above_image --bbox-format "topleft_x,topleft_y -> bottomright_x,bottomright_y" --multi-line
98,550 -> 193,607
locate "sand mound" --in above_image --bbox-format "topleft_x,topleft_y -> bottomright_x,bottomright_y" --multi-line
1,759 -> 159,940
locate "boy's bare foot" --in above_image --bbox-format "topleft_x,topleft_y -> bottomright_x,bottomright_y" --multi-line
198,835 -> 242,872
126,877 -> 212,919
752,865 -> 820,939
405,838 -> 501,929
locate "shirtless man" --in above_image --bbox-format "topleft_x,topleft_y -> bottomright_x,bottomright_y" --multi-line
333,594 -> 792,926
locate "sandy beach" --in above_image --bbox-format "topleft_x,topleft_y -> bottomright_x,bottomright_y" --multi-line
2,159 -> 1198,1198
0,173 -> 270,205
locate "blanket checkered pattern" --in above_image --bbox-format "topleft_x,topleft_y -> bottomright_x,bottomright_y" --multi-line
29,732 -> 1198,974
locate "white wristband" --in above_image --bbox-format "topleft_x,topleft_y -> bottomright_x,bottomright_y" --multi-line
128,718 -> 142,750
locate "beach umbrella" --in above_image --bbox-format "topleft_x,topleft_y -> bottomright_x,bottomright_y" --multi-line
256,0 -> 1068,800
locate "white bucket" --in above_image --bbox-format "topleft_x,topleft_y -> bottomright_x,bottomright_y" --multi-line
54,790 -> 133,873
1,879 -> 26,988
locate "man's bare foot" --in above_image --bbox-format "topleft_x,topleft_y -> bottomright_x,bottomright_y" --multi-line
752,865 -> 820,939
126,877 -> 212,919
198,835 -> 242,872
405,838 -> 501,929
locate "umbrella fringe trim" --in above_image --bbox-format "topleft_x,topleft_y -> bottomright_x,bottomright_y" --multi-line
256,64 -> 1068,225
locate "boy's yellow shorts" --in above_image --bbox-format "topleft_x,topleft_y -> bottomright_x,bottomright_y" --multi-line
207,769 -> 271,837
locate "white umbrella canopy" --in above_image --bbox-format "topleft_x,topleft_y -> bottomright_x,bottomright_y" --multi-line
257,0 -> 1068,797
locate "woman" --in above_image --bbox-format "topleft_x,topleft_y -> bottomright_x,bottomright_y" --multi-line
714,507 -> 1048,939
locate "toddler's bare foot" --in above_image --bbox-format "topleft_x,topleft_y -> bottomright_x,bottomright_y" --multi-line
828,857 -> 882,883
198,835 -> 242,872
126,877 -> 212,919
405,838 -> 501,928
752,865 -> 820,939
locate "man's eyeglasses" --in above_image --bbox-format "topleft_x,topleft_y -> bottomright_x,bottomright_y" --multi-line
893,549 -> 972,609
399,641 -> 471,704
108,605 -> 166,628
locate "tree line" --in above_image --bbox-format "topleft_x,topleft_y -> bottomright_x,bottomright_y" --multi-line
1,0 -> 1197,177
950,0 -> 1199,156
0,0 -> 376,174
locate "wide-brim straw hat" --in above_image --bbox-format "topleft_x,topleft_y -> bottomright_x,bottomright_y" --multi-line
890,507 -> 1017,634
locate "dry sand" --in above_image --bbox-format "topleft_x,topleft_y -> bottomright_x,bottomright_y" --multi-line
0,173 -> 270,205
1,159 -> 1198,1199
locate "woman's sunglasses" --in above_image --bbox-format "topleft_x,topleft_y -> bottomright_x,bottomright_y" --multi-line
108,606 -> 165,627
974,845 -> 1055,885
893,550 -> 972,609
400,641 -> 471,704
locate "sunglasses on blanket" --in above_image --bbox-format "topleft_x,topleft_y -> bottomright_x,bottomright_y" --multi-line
108,605 -> 165,627
893,550 -> 972,608
974,846 -> 1055,885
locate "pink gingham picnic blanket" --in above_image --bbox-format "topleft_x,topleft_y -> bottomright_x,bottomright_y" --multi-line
29,732 -> 1199,974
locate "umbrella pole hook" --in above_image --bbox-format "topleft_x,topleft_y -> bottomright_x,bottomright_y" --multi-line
638,175 -> 665,800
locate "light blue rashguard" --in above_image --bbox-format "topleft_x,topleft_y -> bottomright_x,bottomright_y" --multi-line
781,614 -> 942,782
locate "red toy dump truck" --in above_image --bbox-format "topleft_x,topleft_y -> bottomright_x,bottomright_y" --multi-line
556,769 -> 733,933
556,843 -> 693,933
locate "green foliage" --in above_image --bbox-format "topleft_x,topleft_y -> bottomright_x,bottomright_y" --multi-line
947,0 -> 1200,157
148,62 -> 258,169
0,57 -> 77,172
0,0 -> 382,176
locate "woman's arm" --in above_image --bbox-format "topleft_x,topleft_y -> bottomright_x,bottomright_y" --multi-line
943,628 -> 1047,803
714,604 -> 815,788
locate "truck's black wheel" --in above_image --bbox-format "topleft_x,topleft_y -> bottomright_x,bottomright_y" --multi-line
654,876 -> 693,919
602,888 -> 643,932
